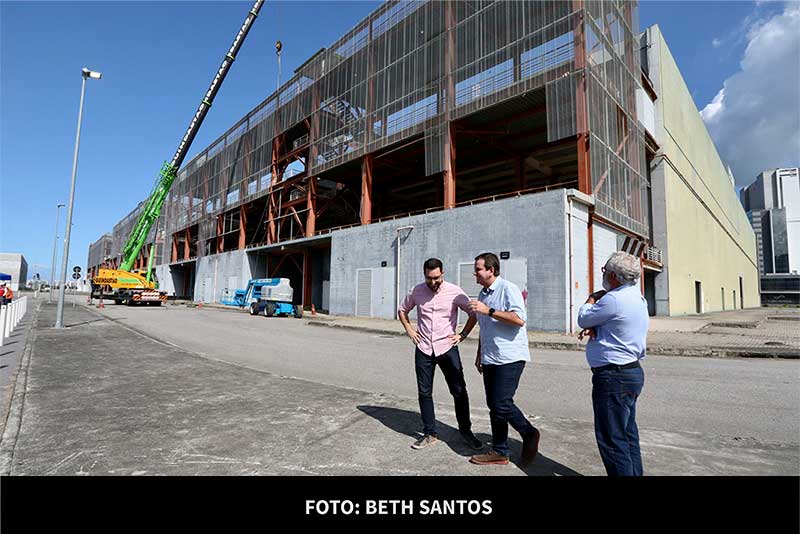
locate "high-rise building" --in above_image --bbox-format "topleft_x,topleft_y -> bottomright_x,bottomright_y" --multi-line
741,168 -> 799,275
741,168 -> 800,305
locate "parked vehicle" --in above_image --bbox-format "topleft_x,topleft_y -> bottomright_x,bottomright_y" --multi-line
248,278 -> 302,318
222,278 -> 278,308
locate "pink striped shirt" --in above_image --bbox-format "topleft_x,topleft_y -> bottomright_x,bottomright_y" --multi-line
399,280 -> 474,357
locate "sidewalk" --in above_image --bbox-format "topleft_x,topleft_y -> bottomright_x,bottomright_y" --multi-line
303,307 -> 800,359
0,301 -> 796,476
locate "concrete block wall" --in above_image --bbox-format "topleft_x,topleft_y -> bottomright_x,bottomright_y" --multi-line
154,264 -> 175,296
193,249 -> 253,303
330,189 -> 569,332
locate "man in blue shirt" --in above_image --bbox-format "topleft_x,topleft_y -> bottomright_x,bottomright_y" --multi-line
467,253 -> 541,467
577,251 -> 648,476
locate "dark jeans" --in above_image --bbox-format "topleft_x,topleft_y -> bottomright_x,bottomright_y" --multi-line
591,365 -> 645,476
482,361 -> 536,457
414,346 -> 472,437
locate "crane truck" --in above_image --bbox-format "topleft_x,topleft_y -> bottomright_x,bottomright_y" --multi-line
92,0 -> 265,305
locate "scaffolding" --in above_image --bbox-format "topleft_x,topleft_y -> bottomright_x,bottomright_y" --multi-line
121,0 -> 648,267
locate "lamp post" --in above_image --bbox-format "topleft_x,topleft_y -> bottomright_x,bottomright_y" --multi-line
55,67 -> 102,329
49,203 -> 65,303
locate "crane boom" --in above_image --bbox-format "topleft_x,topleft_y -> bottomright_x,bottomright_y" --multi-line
119,0 -> 264,272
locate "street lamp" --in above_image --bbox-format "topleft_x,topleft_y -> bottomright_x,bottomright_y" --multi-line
55,67 -> 102,329
49,203 -> 65,303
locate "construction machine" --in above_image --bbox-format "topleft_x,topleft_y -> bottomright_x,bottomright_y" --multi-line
92,0 -> 264,305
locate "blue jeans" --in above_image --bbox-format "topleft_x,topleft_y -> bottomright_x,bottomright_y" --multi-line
414,346 -> 472,437
591,365 -> 645,476
482,361 -> 536,457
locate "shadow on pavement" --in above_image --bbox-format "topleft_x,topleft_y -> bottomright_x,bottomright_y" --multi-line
358,405 -> 583,476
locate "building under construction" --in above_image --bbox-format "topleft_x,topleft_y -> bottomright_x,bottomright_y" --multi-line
89,0 -> 760,330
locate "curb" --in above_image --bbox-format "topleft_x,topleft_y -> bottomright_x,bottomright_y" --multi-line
305,321 -> 800,359
0,299 -> 41,476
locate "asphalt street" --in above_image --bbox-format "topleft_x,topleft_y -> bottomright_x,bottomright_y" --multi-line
96,303 -> 800,445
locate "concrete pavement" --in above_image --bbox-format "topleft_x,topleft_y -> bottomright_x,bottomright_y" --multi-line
0,299 -> 797,475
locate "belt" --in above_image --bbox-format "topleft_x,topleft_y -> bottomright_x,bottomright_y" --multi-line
591,360 -> 640,374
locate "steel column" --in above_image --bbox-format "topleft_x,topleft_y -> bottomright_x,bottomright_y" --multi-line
361,154 -> 373,225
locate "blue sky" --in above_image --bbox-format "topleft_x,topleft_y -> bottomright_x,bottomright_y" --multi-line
1,1 -> 796,281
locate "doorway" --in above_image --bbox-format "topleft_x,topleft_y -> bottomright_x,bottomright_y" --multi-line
695,281 -> 703,314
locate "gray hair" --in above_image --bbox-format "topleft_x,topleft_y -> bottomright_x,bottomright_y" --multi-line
605,252 -> 640,284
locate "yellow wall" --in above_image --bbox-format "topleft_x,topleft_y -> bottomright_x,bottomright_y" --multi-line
652,26 -> 760,314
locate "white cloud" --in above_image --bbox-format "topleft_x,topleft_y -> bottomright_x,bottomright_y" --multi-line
701,88 -> 726,122
701,3 -> 800,187
712,37 -> 723,48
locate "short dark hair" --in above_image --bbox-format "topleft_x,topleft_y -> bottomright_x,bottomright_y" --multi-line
474,252 -> 500,275
423,258 -> 443,273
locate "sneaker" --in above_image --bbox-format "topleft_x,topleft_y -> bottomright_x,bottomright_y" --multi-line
411,434 -> 439,450
460,431 -> 484,450
521,427 -> 541,467
469,451 -> 510,465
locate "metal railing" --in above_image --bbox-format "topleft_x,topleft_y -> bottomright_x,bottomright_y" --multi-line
645,245 -> 662,265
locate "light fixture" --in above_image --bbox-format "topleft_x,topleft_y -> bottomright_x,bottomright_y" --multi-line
82,67 -> 102,79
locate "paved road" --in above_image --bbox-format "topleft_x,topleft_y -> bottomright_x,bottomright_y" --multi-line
96,303 -> 800,445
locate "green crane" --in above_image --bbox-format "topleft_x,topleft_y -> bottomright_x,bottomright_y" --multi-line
119,0 -> 265,274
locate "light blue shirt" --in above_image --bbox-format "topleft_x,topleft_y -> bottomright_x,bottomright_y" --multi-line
577,283 -> 649,368
477,277 -> 530,365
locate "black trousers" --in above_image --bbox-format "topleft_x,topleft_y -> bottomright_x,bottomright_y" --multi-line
414,345 -> 472,436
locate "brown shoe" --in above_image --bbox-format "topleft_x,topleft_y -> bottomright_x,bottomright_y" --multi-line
521,427 -> 541,467
469,451 -> 510,465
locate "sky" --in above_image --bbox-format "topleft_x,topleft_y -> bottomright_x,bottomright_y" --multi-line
1,0 -> 798,282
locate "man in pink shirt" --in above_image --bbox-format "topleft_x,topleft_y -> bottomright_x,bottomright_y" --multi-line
398,258 -> 483,451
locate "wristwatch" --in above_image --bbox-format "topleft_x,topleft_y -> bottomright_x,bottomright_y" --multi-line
488,308 -> 496,317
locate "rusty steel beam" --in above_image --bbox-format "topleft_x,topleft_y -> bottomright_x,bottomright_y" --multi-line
267,136 -> 284,244
443,122 -> 457,209
238,205 -> 247,250
361,154 -> 373,224
306,176 -> 316,237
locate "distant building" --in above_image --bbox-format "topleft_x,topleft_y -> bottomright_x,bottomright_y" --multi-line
741,168 -> 800,274
740,167 -> 800,305
0,253 -> 29,292
87,233 -> 114,280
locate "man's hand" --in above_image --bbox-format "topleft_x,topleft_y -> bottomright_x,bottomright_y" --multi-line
586,290 -> 606,305
474,352 -> 483,374
578,327 -> 597,341
405,327 -> 421,345
448,333 -> 462,346
468,299 -> 490,315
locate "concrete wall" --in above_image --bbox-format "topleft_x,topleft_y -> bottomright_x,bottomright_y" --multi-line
330,189 -> 570,331
647,26 -> 760,315
193,249 -> 254,304
0,253 -> 27,292
154,264 -> 176,296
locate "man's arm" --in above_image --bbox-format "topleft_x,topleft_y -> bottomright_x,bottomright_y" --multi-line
474,338 -> 482,374
398,309 -> 421,345
451,292 -> 478,344
468,299 -> 524,326
577,294 -> 616,329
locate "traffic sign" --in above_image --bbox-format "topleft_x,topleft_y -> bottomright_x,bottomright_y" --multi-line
72,273 -> 80,280
73,266 -> 82,273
